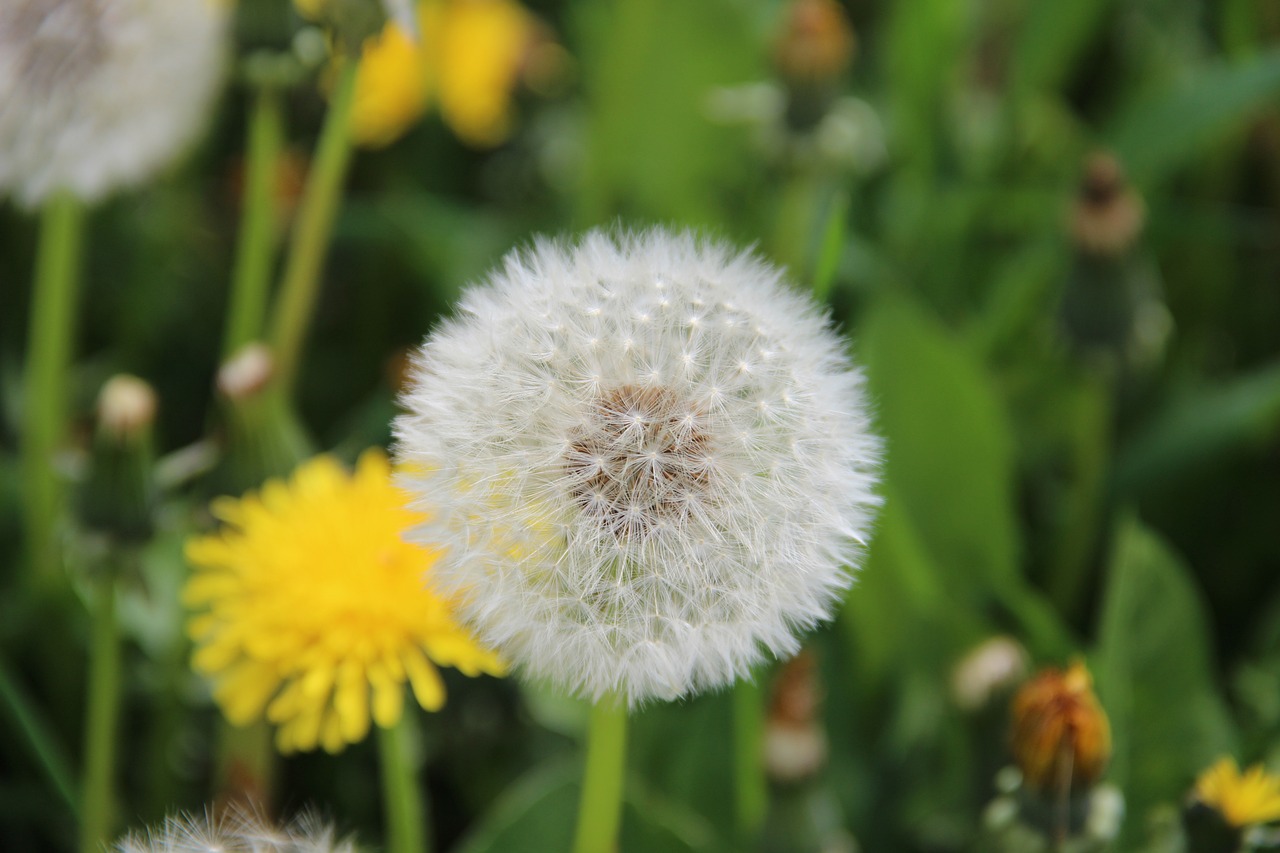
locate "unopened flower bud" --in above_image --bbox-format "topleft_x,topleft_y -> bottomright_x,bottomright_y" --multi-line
773,0 -> 855,85
1010,660 -> 1110,794
773,0 -> 855,132
79,375 -> 158,543
765,651 -> 827,783
1068,151 -> 1146,258
952,636 -> 1028,711
217,343 -> 276,401
98,375 -> 158,444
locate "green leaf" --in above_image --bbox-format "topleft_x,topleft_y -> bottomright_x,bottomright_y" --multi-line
857,294 -> 1020,589
572,0 -> 758,226
883,0 -> 971,174
1093,518 -> 1236,835
1108,51 -> 1280,187
1115,361 -> 1280,496
842,484 -> 954,690
455,757 -> 716,853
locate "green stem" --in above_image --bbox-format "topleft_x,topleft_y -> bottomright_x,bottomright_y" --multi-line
269,60 -> 359,396
79,572 -> 121,853
213,718 -> 276,811
573,696 -> 629,853
378,713 -> 430,853
223,86 -> 285,359
0,657 -> 79,819
21,194 -> 85,586
733,678 -> 767,844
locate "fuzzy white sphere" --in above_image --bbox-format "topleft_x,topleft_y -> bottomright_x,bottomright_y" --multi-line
0,0 -> 229,208
395,229 -> 881,705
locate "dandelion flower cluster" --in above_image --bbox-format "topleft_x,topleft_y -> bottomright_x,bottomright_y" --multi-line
396,228 -> 881,705
1194,757 -> 1280,828
115,808 -> 360,853
184,451 -> 505,753
0,0 -> 229,207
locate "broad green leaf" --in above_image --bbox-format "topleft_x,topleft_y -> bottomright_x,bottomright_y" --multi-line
1108,51 -> 1280,187
857,294 -> 1020,589
455,758 -> 716,853
842,484 -> 953,690
1094,518 -> 1236,835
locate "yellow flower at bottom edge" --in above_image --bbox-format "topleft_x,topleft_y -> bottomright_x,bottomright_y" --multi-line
183,450 -> 505,754
1195,757 -> 1280,828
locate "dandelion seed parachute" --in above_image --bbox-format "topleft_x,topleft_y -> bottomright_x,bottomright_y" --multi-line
0,0 -> 228,207
114,807 -> 361,853
395,228 -> 881,706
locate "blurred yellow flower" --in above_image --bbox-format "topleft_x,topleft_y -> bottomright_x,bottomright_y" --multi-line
350,21 -> 433,148
429,0 -> 535,148
1195,757 -> 1280,828
1010,660 -> 1111,793
184,450 -> 505,754
339,0 -> 544,148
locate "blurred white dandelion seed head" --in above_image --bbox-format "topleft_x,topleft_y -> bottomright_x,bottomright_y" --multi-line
114,807 -> 361,853
395,228 -> 881,706
0,0 -> 229,208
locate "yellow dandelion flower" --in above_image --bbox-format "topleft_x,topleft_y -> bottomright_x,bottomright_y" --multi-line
429,0 -> 535,148
331,0 -> 543,148
1195,757 -> 1280,828
349,21 -> 433,148
184,450 -> 505,754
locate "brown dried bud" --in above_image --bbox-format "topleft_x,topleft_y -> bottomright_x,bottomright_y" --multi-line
1069,151 -> 1146,257
773,0 -> 856,84
765,651 -> 827,783
1010,660 -> 1111,794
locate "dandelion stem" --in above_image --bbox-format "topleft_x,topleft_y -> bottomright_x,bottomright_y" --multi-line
21,193 -> 85,586
733,677 -> 767,843
573,696 -> 629,853
378,713 -> 431,853
269,59 -> 359,397
79,570 -> 121,853
223,85 -> 285,359
213,719 -> 276,811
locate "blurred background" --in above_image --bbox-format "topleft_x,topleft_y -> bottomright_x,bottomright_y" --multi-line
2,0 -> 1280,850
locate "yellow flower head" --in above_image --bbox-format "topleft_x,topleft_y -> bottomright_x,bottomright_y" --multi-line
184,450 -> 505,754
340,0 -> 542,148
350,21 -> 432,148
1195,758 -> 1280,828
1010,660 -> 1111,793
430,0 -> 536,148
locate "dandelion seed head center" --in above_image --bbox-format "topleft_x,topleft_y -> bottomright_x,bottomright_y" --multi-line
6,0 -> 106,95
565,384 -> 713,541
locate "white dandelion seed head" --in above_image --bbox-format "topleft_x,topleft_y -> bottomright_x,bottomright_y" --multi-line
0,0 -> 229,208
114,807 -> 361,853
395,228 -> 881,706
